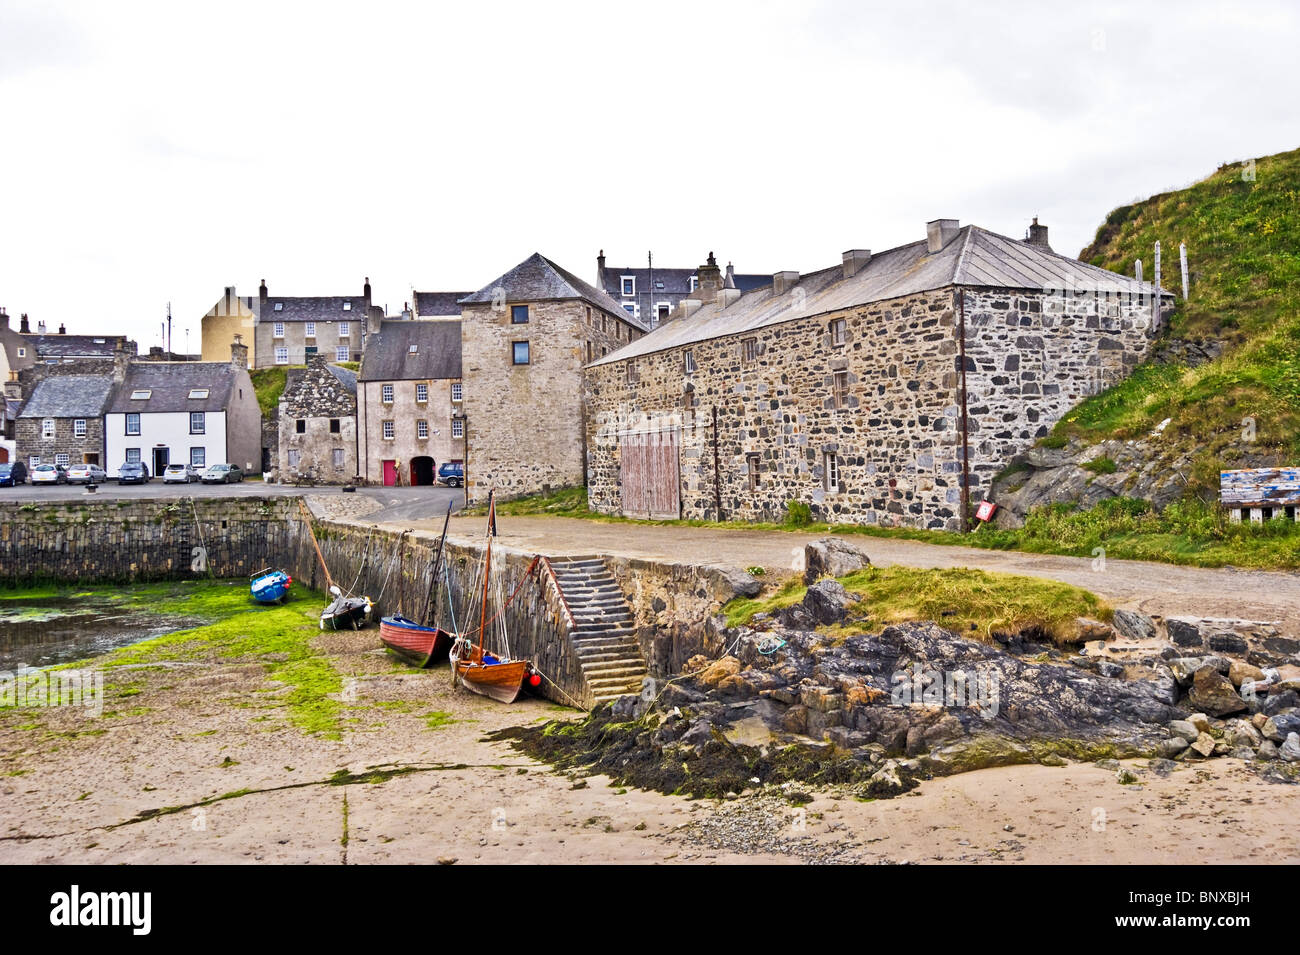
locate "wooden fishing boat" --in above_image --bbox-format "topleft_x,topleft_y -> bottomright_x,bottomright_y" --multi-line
453,491 -> 539,703
250,568 -> 292,604
320,588 -> 373,631
380,614 -> 453,668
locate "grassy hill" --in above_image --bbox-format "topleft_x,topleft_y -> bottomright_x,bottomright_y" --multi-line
1053,147 -> 1300,494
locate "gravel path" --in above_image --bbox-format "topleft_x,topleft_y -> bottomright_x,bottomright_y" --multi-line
417,515 -> 1300,634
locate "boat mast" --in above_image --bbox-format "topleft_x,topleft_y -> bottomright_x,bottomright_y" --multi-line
477,491 -> 494,654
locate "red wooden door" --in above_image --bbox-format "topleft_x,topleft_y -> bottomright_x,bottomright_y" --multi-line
620,430 -> 680,520
382,460 -> 397,486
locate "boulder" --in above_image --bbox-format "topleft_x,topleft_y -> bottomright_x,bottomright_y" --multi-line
1157,737 -> 1189,758
1189,733 -> 1217,758
1263,690 -> 1300,715
1229,660 -> 1265,688
1188,713 -> 1212,733
697,655 -> 741,688
803,537 -> 871,585
1166,618 -> 1205,649
1263,712 -> 1300,743
1167,720 -> 1199,743
1076,618 -> 1114,641
1228,721 -> 1262,748
1257,740 -> 1279,761
1112,609 -> 1157,642
1187,666 -> 1247,717
1281,733 -> 1300,763
1207,631 -> 1249,655
803,579 -> 854,625
720,567 -> 763,599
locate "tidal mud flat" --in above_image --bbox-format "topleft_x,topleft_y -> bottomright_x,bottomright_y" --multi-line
2,580 -> 1299,864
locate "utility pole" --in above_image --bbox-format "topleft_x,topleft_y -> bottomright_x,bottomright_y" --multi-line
167,302 -> 173,358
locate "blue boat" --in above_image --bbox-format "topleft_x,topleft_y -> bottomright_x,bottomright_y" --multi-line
250,568 -> 292,604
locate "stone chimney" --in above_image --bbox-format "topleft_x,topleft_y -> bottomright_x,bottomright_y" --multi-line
597,250 -> 606,288
0,307 -> 7,329
19,313 -> 30,333
695,252 -> 723,305
37,319 -> 46,335
58,323 -> 66,334
926,218 -> 960,253
1025,217 -> 1052,251
724,263 -> 737,290
111,340 -> 133,383
259,279 -> 268,310
230,335 -> 249,370
363,276 -> 372,311
773,271 -> 800,296
842,250 -> 872,279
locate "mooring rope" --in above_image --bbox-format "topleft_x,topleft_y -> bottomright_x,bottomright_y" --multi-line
189,497 -> 215,579
297,498 -> 334,591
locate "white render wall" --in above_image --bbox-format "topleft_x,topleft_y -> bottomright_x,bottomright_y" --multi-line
105,411 -> 228,477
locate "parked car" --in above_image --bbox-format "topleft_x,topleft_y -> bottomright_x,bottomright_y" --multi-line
202,463 -> 244,484
0,462 -> 28,486
66,464 -> 107,485
437,461 -> 464,488
117,461 -> 151,484
163,463 -> 201,484
31,464 -> 69,485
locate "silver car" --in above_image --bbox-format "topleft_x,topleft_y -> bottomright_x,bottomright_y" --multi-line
163,463 -> 201,484
66,464 -> 107,484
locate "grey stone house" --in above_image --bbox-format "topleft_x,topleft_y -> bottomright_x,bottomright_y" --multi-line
585,219 -> 1174,530
251,278 -> 384,369
277,355 -> 358,483
460,252 -> 649,504
357,319 -> 463,486
596,251 -> 767,328
16,374 -> 115,469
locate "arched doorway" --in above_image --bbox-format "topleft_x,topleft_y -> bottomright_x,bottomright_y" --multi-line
410,456 -> 435,486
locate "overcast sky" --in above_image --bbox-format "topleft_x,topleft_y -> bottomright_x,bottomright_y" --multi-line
1,0 -> 1295,351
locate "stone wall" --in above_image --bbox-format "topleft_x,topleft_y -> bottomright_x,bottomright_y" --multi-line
14,416 -> 106,468
0,496 -> 303,584
585,285 -> 1157,530
278,356 -> 358,483
356,377 -> 462,485
461,300 -> 631,504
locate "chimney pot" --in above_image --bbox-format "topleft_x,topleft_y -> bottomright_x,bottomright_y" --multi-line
20,313 -> 30,334
773,271 -> 800,296
926,218 -> 960,254
842,249 -> 872,279
58,323 -> 66,335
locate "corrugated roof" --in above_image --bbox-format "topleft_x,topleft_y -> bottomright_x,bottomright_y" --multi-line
358,320 -> 462,381
461,253 -> 650,331
413,291 -> 470,318
107,363 -> 239,413
591,225 -> 1173,366
18,375 -> 114,418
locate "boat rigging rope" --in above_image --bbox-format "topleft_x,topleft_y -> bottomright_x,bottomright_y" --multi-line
188,497 -> 215,579
375,530 -> 408,605
345,528 -> 374,599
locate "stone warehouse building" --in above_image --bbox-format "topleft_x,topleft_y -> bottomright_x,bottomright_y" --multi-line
460,253 -> 649,504
357,319 -> 463,486
16,374 -> 115,469
585,220 -> 1174,530
277,355 -> 358,483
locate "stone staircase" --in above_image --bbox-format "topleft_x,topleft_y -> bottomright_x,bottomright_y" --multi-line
546,557 -> 647,706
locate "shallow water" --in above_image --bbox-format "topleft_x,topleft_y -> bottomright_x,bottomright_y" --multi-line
0,595 -> 198,671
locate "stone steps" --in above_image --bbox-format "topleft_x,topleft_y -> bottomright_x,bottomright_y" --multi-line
547,556 -> 648,706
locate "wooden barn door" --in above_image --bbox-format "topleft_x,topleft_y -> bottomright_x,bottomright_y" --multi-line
620,430 -> 680,520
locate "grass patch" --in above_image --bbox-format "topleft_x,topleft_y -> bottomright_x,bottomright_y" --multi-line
725,565 -> 1109,643
249,366 -> 292,418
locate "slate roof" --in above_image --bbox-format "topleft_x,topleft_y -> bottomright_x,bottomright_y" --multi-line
461,253 -> 649,331
358,321 -> 462,382
327,363 -> 357,395
413,291 -> 470,318
106,362 -> 240,413
18,375 -> 115,418
257,296 -> 370,323
591,224 -> 1174,366
25,334 -> 132,359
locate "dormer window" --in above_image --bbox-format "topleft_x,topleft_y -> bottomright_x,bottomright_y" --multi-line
130,389 -> 151,400
273,303 -> 284,311
409,344 -> 418,354
621,276 -> 636,297
188,388 -> 209,399
342,302 -> 352,311
689,276 -> 698,292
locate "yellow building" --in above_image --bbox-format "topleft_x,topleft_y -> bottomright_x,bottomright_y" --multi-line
200,287 -> 257,366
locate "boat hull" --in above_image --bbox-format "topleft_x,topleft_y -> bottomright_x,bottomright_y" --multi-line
380,615 -> 452,668
321,596 -> 372,631
251,570 -> 291,604
456,650 -> 530,704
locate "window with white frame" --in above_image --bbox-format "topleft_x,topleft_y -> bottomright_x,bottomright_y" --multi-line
190,447 -> 205,467
415,382 -> 428,402
451,419 -> 464,438
451,382 -> 462,402
74,419 -> 87,437
273,303 -> 284,311
28,455 -> 40,468
339,322 -> 350,338
416,420 -> 429,439
55,453 -> 70,467
273,322 -> 285,338
689,276 -> 698,292
343,301 -> 352,312
621,276 -> 636,297
336,346 -> 349,361
824,451 -> 841,492
381,384 -> 394,403
275,346 -> 288,365
409,344 -> 418,354
382,420 -> 395,440
305,321 -> 316,337
684,350 -> 696,373
830,318 -> 847,345
333,448 -> 345,469
130,389 -> 151,400
188,388 -> 209,399
125,413 -> 141,435
190,411 -> 205,434
125,448 -> 141,464
41,419 -> 55,439
17,347 -> 25,358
